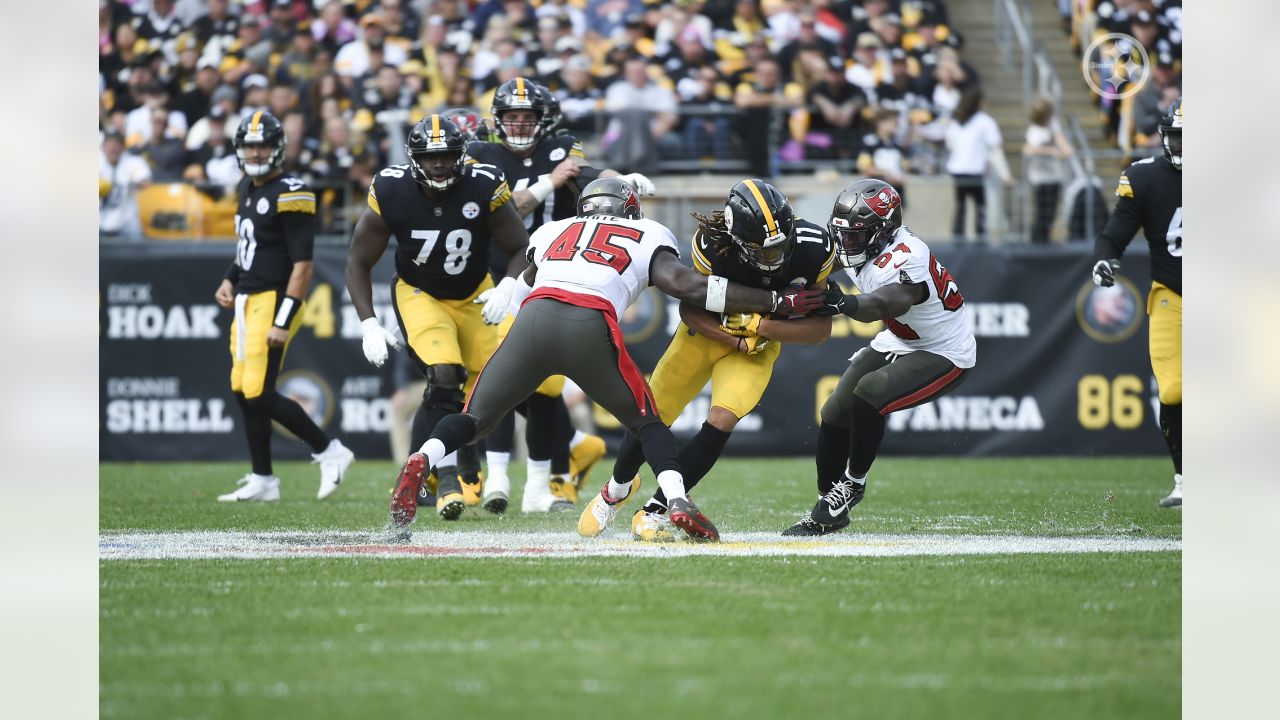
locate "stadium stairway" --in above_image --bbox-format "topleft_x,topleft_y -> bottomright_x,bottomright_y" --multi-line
946,0 -> 1123,200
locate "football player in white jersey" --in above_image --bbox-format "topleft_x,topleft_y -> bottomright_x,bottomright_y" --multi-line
388,178 -> 826,541
784,179 -> 977,536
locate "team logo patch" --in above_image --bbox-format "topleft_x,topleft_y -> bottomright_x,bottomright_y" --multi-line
865,187 -> 901,219
256,198 -> 270,214
462,201 -> 480,219
723,204 -> 734,230
831,217 -> 850,228
549,147 -> 566,162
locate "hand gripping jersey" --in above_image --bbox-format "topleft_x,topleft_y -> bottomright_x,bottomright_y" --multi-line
367,161 -> 513,300
232,175 -> 317,293
690,219 -> 837,289
527,215 -> 679,317
849,227 -> 976,368
1095,155 -> 1182,295
465,135 -> 587,233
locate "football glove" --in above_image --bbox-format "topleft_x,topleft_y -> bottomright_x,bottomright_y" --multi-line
1092,259 -> 1120,287
811,285 -> 860,318
721,312 -> 763,337
619,173 -> 656,196
773,285 -> 825,317
360,317 -> 402,367
479,276 -> 517,325
737,335 -> 771,356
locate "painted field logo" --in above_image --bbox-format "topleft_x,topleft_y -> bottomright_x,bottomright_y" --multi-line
1082,33 -> 1150,100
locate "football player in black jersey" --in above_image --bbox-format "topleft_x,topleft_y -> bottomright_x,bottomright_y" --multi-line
595,180 -> 838,542
345,114 -> 531,520
464,79 -> 655,511
214,111 -> 355,503
1093,97 -> 1182,507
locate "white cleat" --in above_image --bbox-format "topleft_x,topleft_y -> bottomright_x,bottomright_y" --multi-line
521,490 -> 575,514
1159,473 -> 1182,508
312,439 -> 354,500
218,474 -> 280,502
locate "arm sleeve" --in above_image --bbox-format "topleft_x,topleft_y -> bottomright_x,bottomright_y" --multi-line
1094,171 -> 1140,261
279,209 -> 316,263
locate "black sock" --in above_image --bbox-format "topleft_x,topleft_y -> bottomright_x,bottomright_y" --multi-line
612,431 -> 647,484
1159,402 -> 1182,475
457,443 -> 482,480
236,393 -> 274,476
848,395 -> 887,478
650,422 -> 731,508
524,393 -> 556,462
815,421 -> 852,496
430,413 -> 480,460
487,411 -> 516,454
550,395 -> 574,475
262,391 -> 329,452
411,405 -> 455,452
635,421 -> 681,478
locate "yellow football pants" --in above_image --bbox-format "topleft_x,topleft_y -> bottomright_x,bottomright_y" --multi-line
648,322 -> 782,424
229,290 -> 305,399
1147,281 -> 1182,405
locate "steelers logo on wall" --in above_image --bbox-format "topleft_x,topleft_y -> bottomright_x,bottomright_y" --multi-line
274,370 -> 335,438
619,286 -> 664,343
1076,276 -> 1142,343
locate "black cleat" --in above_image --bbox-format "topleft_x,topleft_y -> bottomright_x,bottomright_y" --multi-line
782,510 -> 851,537
416,479 -> 436,507
669,497 -> 720,542
812,477 -> 864,525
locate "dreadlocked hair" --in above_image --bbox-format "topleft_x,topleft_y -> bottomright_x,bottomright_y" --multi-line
690,209 -> 735,257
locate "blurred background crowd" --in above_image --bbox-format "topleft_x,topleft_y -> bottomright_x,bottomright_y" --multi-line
99,0 -> 1180,243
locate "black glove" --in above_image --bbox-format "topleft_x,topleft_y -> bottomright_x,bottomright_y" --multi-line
1092,259 -> 1120,288
811,285 -> 859,318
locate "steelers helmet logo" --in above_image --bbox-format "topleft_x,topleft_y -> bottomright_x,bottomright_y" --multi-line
1076,278 -> 1142,343
462,201 -> 480,219
723,204 -> 734,230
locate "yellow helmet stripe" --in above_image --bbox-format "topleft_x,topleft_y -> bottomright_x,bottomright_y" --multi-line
515,77 -> 525,99
430,113 -> 440,137
743,180 -> 778,236
250,110 -> 263,134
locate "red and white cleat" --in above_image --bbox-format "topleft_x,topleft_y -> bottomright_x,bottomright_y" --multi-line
390,453 -> 427,529
669,497 -> 720,542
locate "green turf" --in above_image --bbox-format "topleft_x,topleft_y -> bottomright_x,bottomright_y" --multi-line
100,458 -> 1181,719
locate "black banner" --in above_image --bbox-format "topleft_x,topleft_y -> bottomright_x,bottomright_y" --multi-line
100,243 -> 1163,460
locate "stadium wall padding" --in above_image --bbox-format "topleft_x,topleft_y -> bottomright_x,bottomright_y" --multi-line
100,243 -> 1163,460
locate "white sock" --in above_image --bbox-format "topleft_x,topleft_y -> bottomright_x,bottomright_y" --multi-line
487,451 -> 510,477
439,451 -> 458,468
525,458 -> 552,496
570,430 -> 589,449
845,470 -> 867,486
656,470 -> 686,502
420,438 -> 447,469
251,473 -> 276,483
605,478 -> 633,504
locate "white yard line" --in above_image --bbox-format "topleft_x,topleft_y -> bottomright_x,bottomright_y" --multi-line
99,530 -> 1180,560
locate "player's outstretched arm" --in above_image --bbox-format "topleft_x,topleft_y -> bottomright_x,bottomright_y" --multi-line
345,209 -> 392,321
815,280 -> 926,323
489,201 -> 531,279
678,302 -> 741,349
649,250 -> 824,316
757,314 -> 832,345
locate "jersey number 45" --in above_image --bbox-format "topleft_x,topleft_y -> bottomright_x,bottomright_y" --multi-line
543,221 -> 643,274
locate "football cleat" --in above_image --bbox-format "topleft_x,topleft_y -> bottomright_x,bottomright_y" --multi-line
1159,473 -> 1182,508
482,490 -> 508,515
668,497 -> 719,542
436,471 -> 466,521
218,474 -> 280,502
568,434 -> 607,490
549,475 -> 579,505
781,510 -> 851,537
390,454 -> 426,528
522,491 -> 575,513
312,439 -> 354,500
631,510 -> 676,543
461,470 -> 484,507
416,470 -> 439,506
577,478 -> 641,537
811,477 -> 865,526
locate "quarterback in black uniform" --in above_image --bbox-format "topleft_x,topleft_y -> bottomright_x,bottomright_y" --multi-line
346,114 -> 531,520
214,110 -> 355,502
462,78 -> 655,511
1093,97 -> 1182,507
598,179 -> 837,542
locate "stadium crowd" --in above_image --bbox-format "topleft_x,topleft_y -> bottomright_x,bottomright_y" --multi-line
100,0 -> 982,238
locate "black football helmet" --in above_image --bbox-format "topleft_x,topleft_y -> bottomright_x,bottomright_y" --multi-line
491,77 -> 547,152
578,177 -> 643,220
828,179 -> 903,269
404,114 -> 468,191
539,84 -> 565,136
1158,96 -> 1181,171
724,179 -> 796,273
234,110 -> 286,177
440,106 -> 482,141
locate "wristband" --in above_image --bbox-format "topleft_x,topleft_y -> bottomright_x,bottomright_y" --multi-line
272,295 -> 303,329
769,290 -> 780,314
527,177 -> 555,203
509,273 -> 534,309
705,275 -> 729,313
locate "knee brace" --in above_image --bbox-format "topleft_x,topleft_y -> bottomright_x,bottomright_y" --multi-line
423,364 -> 467,411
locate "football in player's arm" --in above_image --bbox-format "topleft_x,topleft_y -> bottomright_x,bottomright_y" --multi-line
1092,97 -> 1183,508
214,111 -> 355,503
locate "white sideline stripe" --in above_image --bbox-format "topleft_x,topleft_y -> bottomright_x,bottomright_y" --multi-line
99,530 -> 1180,560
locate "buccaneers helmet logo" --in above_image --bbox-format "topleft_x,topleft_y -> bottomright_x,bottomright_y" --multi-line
865,187 -> 901,218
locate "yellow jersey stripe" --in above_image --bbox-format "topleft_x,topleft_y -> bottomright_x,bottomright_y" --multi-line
570,142 -> 586,159
490,180 -> 512,211
367,185 -> 381,215
278,191 -> 315,201
277,199 -> 316,214
743,179 -> 777,235
816,247 -> 837,283
691,241 -> 714,275
1115,174 -> 1133,199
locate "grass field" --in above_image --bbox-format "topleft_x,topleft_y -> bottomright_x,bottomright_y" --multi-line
100,457 -> 1181,719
